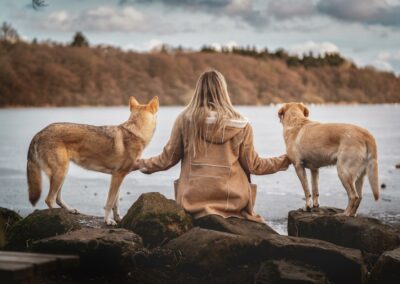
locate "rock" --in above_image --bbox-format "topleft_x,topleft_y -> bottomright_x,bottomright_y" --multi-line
255,260 -> 331,284
288,207 -> 400,257
164,227 -> 265,275
0,207 -> 22,249
131,247 -> 182,269
119,192 -> 193,247
194,214 -> 278,237
6,208 -> 105,251
369,247 -> 400,284
32,228 -> 142,271
165,227 -> 366,284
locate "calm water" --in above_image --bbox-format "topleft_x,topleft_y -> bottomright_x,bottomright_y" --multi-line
0,105 -> 399,234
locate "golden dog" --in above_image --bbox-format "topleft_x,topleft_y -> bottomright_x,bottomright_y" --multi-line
278,103 -> 379,216
27,96 -> 158,225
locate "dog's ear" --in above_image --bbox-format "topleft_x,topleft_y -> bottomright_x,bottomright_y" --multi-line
278,106 -> 285,122
302,104 -> 309,117
130,96 -> 140,111
147,96 -> 159,114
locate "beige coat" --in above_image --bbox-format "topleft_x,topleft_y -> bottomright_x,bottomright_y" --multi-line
140,112 -> 289,223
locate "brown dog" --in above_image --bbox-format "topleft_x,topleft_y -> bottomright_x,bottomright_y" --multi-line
27,96 -> 158,225
278,103 -> 379,216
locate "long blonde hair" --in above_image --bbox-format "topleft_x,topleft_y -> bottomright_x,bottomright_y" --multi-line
183,69 -> 243,157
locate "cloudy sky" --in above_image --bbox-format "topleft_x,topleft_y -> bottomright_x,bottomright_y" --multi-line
2,0 -> 400,73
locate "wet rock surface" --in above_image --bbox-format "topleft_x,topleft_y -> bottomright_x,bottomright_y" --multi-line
5,200 -> 400,283
32,228 -> 143,271
6,208 -> 105,250
255,260 -> 331,284
165,227 -> 366,284
119,192 -> 193,247
0,207 -> 22,249
369,247 -> 400,284
288,207 -> 400,256
194,214 -> 278,237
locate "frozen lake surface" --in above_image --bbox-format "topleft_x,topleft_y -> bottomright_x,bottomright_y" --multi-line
0,105 -> 399,234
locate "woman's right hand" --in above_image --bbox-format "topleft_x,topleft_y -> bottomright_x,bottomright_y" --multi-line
279,154 -> 292,171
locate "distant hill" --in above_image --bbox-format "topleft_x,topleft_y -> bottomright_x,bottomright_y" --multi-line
1,41 -> 399,107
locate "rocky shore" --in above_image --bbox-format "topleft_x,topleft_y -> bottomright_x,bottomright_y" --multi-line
1,192 -> 399,283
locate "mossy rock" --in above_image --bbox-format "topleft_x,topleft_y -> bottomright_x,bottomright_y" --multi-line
7,208 -> 105,251
0,207 -> 22,249
32,228 -> 143,271
119,192 -> 193,247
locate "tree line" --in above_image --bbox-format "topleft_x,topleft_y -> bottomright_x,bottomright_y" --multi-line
1,23 -> 399,107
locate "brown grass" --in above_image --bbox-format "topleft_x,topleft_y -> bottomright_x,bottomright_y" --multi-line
0,41 -> 399,106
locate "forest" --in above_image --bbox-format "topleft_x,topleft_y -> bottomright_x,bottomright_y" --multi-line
1,27 -> 399,107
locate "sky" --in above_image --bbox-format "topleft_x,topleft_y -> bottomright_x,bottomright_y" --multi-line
2,0 -> 400,74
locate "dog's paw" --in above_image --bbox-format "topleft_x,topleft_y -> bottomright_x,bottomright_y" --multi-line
68,208 -> 79,214
114,214 -> 122,223
313,204 -> 320,208
105,219 -> 117,226
303,206 -> 312,212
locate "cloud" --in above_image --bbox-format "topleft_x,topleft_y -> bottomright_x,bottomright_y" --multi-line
41,6 -> 173,33
210,40 -> 239,51
372,50 -> 400,72
130,0 -> 270,29
129,0 -> 400,28
317,0 -> 400,27
289,41 -> 340,57
267,0 -> 315,20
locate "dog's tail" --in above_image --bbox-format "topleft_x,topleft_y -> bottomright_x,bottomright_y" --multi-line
27,138 -> 42,206
366,136 -> 380,201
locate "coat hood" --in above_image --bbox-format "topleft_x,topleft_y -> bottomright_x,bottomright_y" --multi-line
203,111 -> 248,144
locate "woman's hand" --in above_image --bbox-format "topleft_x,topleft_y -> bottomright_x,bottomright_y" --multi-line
279,154 -> 292,171
137,159 -> 152,174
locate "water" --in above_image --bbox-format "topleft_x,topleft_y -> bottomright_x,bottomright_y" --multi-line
0,105 -> 399,235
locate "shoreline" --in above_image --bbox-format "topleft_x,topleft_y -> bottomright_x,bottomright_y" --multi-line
1,102 -> 400,109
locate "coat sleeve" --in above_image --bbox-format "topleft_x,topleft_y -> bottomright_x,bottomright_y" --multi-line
139,116 -> 184,174
238,124 -> 289,175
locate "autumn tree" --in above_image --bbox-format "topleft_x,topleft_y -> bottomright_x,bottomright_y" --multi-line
71,31 -> 89,47
0,22 -> 20,43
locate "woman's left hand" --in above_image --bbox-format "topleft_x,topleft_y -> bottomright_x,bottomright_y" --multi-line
137,159 -> 152,174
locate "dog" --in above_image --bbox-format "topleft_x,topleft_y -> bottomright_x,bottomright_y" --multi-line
278,102 -> 379,216
27,96 -> 158,225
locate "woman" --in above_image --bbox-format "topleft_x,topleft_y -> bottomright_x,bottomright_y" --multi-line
138,70 -> 290,223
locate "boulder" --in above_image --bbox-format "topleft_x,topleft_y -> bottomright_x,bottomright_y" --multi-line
164,227 -> 266,275
6,208 -> 105,251
264,234 -> 366,284
369,247 -> 400,284
119,192 -> 193,247
255,260 -> 331,284
288,207 -> 400,256
32,228 -> 142,271
165,227 -> 366,284
194,214 -> 278,237
0,207 -> 22,249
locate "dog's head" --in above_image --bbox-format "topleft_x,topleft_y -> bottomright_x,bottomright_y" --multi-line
128,96 -> 159,128
278,102 -> 309,123
129,96 -> 159,114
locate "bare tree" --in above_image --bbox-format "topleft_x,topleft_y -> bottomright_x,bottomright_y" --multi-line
32,0 -> 47,10
0,22 -> 20,43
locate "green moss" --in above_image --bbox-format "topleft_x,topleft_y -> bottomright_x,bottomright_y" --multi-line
6,209 -> 81,251
120,193 -> 193,247
0,207 -> 22,249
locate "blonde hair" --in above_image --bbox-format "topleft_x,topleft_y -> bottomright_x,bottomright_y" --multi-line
183,69 -> 243,157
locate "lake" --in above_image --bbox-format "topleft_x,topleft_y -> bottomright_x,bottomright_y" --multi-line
0,105 -> 399,234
